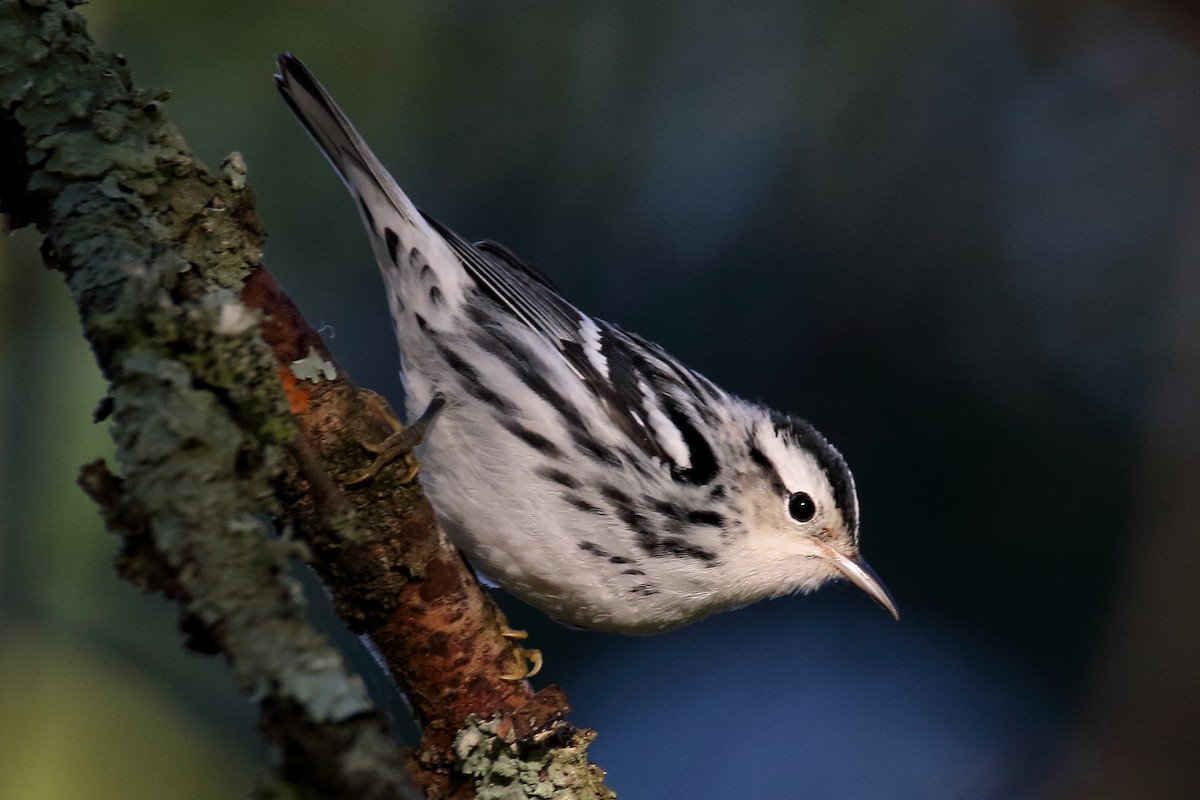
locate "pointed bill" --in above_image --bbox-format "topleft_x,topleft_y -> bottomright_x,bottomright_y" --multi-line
826,548 -> 900,620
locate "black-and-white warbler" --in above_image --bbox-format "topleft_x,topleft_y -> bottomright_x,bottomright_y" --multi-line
276,54 -> 897,635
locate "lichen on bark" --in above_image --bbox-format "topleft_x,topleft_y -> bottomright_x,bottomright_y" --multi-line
1,1 -> 613,797
454,716 -> 615,800
2,1 -> 413,796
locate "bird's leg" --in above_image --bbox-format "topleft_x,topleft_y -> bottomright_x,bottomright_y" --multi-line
342,392 -> 445,486
496,607 -> 543,680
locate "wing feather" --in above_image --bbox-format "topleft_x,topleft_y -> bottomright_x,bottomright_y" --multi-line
426,219 -> 721,480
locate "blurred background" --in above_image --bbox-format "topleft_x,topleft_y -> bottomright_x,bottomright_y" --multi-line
3,0 -> 1199,797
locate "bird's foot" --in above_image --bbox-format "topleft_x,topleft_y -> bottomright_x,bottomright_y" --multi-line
342,392 -> 445,486
500,645 -> 544,681
497,610 -> 543,680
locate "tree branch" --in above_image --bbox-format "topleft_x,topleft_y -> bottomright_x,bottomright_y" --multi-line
0,1 -> 612,797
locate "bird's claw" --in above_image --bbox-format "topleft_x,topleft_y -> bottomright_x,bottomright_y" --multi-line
341,391 -> 445,486
496,609 -> 543,680
501,645 -> 543,681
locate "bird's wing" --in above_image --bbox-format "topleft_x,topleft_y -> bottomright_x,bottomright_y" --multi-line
429,217 -> 720,482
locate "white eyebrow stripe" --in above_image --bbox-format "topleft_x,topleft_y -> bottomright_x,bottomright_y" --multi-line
754,419 -> 827,498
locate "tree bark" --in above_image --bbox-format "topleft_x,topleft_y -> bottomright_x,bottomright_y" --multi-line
0,1 -> 612,798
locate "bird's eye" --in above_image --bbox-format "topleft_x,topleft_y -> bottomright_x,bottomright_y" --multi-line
787,492 -> 816,522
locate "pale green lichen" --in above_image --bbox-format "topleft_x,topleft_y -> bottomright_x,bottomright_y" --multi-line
212,297 -> 258,336
454,716 -> 616,800
92,107 -> 125,141
291,347 -> 338,383
222,151 -> 248,190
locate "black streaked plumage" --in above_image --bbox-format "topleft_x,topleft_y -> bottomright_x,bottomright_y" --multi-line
275,53 -> 898,634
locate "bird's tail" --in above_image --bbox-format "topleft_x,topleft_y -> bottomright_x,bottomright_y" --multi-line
274,53 -> 465,306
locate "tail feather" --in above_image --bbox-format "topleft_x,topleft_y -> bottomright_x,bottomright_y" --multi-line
276,53 -> 417,228
275,53 -> 466,307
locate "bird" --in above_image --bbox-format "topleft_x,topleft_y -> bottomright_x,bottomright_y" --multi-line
275,53 -> 897,642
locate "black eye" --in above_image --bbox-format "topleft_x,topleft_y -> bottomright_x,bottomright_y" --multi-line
788,492 -> 816,522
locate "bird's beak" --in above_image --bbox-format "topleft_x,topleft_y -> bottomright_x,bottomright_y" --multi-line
824,547 -> 900,620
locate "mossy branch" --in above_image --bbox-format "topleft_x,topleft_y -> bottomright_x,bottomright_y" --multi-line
0,1 -> 612,798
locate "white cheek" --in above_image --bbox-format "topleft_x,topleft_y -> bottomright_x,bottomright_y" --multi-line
740,474 -> 847,569
720,484 -> 836,598
745,486 -> 817,546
